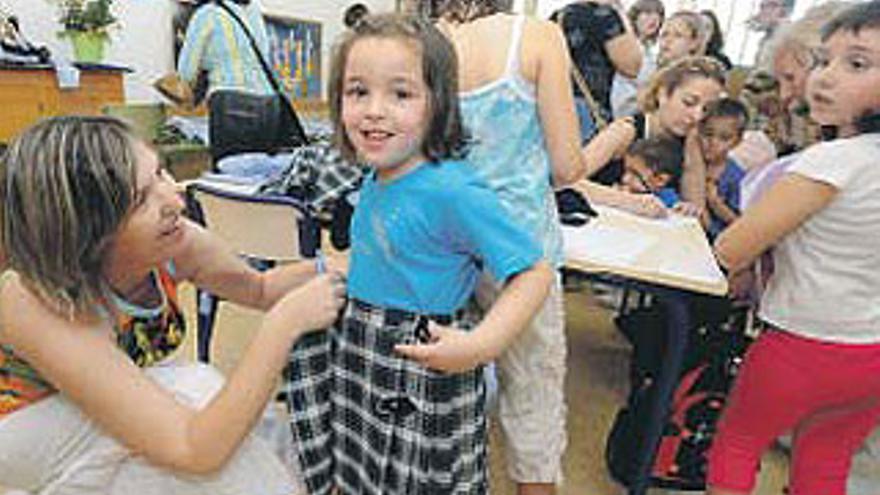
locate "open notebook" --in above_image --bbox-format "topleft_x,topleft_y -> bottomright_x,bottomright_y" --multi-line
562,205 -> 728,296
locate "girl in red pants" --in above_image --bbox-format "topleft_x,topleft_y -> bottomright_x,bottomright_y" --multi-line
710,2 -> 880,494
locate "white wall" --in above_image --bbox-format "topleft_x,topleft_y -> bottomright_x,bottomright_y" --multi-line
1,0 -> 395,103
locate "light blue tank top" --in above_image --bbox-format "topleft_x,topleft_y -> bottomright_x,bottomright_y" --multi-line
459,16 -> 564,267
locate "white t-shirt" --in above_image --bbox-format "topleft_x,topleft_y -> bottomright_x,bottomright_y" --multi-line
760,133 -> 880,344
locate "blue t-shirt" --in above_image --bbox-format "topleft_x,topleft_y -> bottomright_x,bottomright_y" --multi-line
708,158 -> 746,238
347,161 -> 542,314
655,187 -> 680,208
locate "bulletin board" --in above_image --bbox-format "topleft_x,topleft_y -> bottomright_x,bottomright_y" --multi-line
264,15 -> 322,99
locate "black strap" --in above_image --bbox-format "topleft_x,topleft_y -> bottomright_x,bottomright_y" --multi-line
213,0 -> 307,142
213,1 -> 284,98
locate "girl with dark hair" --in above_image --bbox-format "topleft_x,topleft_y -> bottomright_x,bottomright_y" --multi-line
710,3 -> 880,493
315,13 -> 553,495
628,0 -> 665,46
699,10 -> 733,70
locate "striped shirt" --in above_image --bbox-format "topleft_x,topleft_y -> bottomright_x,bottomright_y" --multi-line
177,0 -> 274,96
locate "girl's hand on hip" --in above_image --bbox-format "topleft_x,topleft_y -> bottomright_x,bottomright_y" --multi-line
394,322 -> 486,373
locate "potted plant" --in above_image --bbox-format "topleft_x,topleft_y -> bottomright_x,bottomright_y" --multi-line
54,0 -> 117,63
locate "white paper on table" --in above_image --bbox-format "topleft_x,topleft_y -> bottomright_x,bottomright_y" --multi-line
562,224 -> 658,267
655,247 -> 726,285
595,205 -> 697,231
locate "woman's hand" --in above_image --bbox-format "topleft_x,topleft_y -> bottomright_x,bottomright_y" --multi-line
325,252 -> 349,276
264,272 -> 346,337
727,266 -> 756,302
671,201 -> 703,217
620,192 -> 669,218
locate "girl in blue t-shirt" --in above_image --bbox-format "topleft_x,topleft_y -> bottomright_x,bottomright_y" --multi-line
289,14 -> 552,495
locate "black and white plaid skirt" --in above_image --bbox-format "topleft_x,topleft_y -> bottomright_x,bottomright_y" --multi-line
285,298 -> 488,495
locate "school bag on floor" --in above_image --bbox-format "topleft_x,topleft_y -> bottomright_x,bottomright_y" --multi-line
606,302 -> 753,491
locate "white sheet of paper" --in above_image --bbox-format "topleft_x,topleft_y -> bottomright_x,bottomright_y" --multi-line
655,249 -> 726,285
562,224 -> 657,267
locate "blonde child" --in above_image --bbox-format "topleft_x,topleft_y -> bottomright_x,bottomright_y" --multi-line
291,14 -> 553,495
710,2 -> 880,494
657,11 -> 705,67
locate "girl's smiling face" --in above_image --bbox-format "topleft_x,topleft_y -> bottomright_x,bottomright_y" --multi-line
341,36 -> 430,180
807,28 -> 880,136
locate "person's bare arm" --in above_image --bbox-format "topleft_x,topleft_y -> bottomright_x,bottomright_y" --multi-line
530,18 -> 637,186
714,174 -> 836,272
706,180 -> 739,225
172,220 -> 347,310
0,271 -> 342,475
681,128 -> 708,221
605,32 -> 643,78
579,117 -> 637,178
571,180 -> 667,218
531,19 -> 589,186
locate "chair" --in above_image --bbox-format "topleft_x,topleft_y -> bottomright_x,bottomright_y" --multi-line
185,180 -> 319,362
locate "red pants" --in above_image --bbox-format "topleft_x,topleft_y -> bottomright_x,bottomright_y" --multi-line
708,329 -> 880,495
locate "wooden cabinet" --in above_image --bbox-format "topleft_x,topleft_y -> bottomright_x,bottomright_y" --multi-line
0,64 -> 126,143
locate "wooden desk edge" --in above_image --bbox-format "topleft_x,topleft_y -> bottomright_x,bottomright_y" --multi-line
565,258 -> 729,297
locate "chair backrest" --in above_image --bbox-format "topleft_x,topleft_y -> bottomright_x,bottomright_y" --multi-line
185,180 -> 318,261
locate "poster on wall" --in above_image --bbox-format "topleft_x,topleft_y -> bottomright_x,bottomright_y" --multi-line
264,15 -> 322,100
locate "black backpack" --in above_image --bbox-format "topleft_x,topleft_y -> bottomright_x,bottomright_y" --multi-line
606,302 -> 753,490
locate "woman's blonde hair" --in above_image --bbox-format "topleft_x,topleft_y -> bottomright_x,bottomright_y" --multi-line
663,11 -> 705,43
638,56 -> 726,113
1,116 -> 138,317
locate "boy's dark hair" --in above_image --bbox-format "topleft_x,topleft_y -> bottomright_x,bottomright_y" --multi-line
821,0 -> 880,41
627,137 -> 684,184
821,1 -> 880,134
700,10 -> 725,54
700,97 -> 750,134
328,14 -> 468,164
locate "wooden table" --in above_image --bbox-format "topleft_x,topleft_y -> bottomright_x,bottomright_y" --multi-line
564,205 -> 727,296
563,205 -> 727,495
0,62 -> 128,143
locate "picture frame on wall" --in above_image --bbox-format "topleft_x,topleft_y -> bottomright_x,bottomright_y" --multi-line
263,14 -> 322,100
